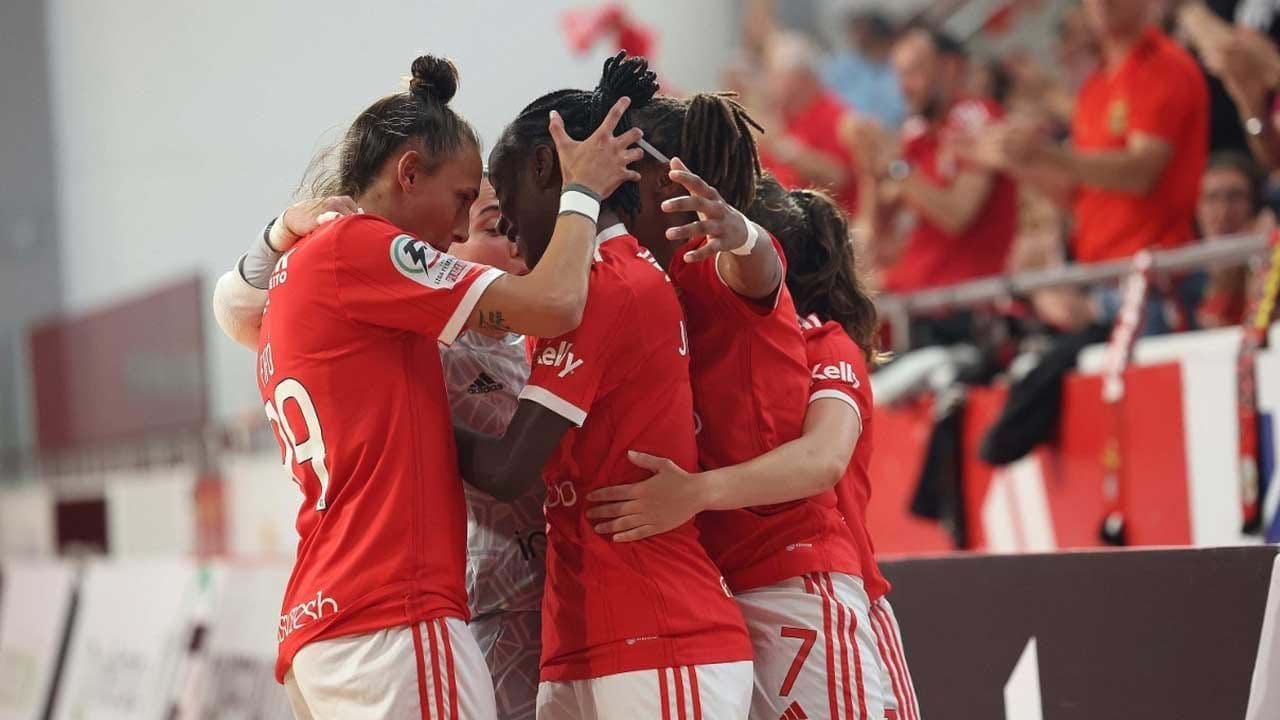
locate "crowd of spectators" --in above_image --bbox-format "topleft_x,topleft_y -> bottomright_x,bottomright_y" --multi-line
732,0 -> 1280,353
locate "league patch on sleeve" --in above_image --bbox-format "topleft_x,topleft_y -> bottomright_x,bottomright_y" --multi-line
390,235 -> 472,289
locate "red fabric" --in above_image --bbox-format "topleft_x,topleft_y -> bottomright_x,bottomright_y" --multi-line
761,91 -> 860,213
258,214 -> 502,682
670,237 -> 861,592
882,98 -> 1018,292
800,316 -> 892,602
525,227 -> 751,682
1071,28 -> 1209,263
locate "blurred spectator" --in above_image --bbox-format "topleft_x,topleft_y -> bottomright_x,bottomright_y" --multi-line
822,11 -> 908,128
850,27 -> 1018,298
1178,0 -> 1280,157
756,32 -> 861,213
1192,150 -> 1269,326
971,0 -> 1209,266
1182,0 -> 1280,167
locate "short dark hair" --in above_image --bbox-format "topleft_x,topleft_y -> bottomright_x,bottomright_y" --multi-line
900,21 -> 966,59
1206,150 -> 1267,212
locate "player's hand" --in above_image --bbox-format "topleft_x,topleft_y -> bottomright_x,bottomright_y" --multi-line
550,97 -> 645,199
273,196 -> 360,251
662,158 -> 753,262
585,451 -> 710,542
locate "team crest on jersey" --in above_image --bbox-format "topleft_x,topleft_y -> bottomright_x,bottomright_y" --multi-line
390,234 -> 470,289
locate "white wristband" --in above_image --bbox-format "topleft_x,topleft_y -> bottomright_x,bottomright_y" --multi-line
559,190 -> 600,224
729,211 -> 759,256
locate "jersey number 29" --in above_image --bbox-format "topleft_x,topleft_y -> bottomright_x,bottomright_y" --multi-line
263,378 -> 332,511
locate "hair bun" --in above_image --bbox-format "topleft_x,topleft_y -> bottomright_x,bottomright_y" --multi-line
409,55 -> 459,105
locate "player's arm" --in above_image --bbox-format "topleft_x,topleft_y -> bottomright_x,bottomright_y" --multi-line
586,397 -> 861,542
666,158 -> 784,301
454,401 -> 574,501
211,197 -> 359,349
463,99 -> 645,339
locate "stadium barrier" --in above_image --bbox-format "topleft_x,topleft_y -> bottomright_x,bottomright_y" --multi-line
2,549 -> 1276,719
882,546 -> 1280,719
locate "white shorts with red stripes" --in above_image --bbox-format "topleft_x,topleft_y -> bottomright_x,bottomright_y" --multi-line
869,597 -> 922,720
535,661 -> 753,720
283,617 -> 497,720
736,572 -> 887,720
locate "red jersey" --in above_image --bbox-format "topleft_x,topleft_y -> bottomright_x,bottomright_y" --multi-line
256,214 -> 504,682
1071,28 -> 1208,263
521,224 -> 751,682
669,237 -> 861,592
761,90 -> 860,213
883,97 -> 1018,292
800,315 -> 890,602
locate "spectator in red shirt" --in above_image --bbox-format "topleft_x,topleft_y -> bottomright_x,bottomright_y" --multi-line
757,32 -> 861,213
972,0 -> 1210,265
858,26 -> 1018,295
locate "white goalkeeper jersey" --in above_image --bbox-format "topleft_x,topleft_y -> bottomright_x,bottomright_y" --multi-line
440,331 -> 546,615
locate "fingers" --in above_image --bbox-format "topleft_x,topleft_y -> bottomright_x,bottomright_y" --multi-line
661,195 -> 722,218
548,110 -> 571,153
623,147 -> 645,163
587,485 -> 639,503
594,96 -> 633,137
585,501 -> 639,521
666,219 -> 724,242
592,515 -> 649,535
681,239 -> 722,263
615,126 -> 644,147
668,168 -> 720,201
612,525 -> 661,543
626,450 -> 670,472
329,196 -> 359,214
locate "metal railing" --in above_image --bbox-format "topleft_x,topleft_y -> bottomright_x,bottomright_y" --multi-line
876,232 -> 1272,352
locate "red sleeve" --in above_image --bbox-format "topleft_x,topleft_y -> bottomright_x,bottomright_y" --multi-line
518,284 -> 631,427
331,216 -> 504,345
1127,59 -> 1200,144
680,232 -> 789,318
804,322 -> 872,426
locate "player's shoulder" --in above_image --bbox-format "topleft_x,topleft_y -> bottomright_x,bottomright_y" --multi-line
800,315 -> 864,359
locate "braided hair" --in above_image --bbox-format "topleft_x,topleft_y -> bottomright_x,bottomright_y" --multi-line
629,92 -> 764,210
491,51 -> 659,215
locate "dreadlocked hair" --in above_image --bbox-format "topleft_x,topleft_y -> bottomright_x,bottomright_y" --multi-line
630,92 -> 764,209
493,51 -> 658,216
748,178 -> 881,362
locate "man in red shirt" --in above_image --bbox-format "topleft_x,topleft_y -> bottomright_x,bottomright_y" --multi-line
975,0 -> 1209,264
871,26 -> 1018,294
759,32 -> 861,213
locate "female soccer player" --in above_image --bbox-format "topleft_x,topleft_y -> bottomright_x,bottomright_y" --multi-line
590,180 -> 923,719
212,54 -> 643,719
495,86 -> 885,718
457,53 -> 755,720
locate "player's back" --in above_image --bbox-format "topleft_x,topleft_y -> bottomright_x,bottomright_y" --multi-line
523,225 -> 751,682
257,213 -> 502,680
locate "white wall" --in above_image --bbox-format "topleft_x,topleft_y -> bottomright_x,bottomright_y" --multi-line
45,0 -> 734,421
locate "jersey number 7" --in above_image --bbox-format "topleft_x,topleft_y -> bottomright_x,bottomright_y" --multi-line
263,378 -> 332,511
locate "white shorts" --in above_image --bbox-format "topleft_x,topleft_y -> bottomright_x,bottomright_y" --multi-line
284,617 -> 497,720
869,598 -> 921,720
470,610 -> 540,720
536,661 -> 753,720
735,572 -> 886,720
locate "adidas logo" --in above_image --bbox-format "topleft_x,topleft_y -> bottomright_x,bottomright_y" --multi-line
780,701 -> 808,720
466,372 -> 504,395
